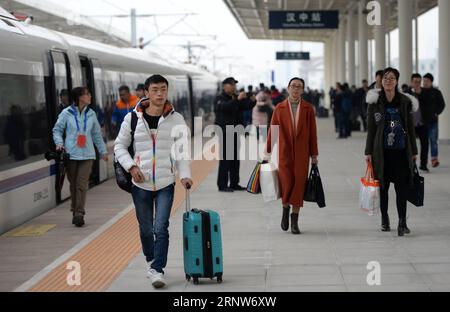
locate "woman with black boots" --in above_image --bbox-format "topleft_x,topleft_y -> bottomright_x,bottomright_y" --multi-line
265,78 -> 319,235
364,67 -> 419,236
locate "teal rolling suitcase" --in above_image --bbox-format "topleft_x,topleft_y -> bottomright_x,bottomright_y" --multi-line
183,188 -> 223,284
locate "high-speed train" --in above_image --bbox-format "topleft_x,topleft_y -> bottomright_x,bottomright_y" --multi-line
0,7 -> 220,234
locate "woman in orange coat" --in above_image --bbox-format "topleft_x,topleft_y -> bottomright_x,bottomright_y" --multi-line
266,78 -> 319,234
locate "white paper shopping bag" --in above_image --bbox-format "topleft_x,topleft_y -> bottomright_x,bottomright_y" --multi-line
260,162 -> 281,202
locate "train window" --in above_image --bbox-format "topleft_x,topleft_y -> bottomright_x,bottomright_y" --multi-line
103,70 -> 122,140
0,73 -> 48,172
51,51 -> 70,117
172,76 -> 192,132
91,60 -> 104,110
91,59 -> 106,130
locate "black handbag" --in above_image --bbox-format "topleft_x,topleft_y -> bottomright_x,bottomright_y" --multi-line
408,164 -> 424,207
114,112 -> 138,193
304,164 -> 326,208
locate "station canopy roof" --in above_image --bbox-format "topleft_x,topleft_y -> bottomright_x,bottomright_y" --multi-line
224,0 -> 438,42
0,0 -> 130,47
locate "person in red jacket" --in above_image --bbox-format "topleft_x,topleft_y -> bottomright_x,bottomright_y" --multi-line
111,85 -> 140,135
266,78 -> 319,235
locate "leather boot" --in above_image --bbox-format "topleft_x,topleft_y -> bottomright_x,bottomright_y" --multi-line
398,218 -> 410,236
73,215 -> 85,227
381,214 -> 391,232
290,213 -> 301,235
281,205 -> 290,231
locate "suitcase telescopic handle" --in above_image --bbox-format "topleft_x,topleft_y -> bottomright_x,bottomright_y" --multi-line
185,184 -> 191,212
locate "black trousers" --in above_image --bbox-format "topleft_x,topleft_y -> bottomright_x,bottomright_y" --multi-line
333,109 -> 339,132
381,150 -> 409,220
359,111 -> 367,132
217,131 -> 240,189
415,125 -> 429,167
338,111 -> 351,138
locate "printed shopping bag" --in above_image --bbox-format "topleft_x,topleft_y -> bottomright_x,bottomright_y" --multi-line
247,162 -> 262,194
359,163 -> 380,216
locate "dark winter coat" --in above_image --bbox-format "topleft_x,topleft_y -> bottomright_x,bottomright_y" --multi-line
420,87 -> 446,124
214,91 -> 256,129
364,89 -> 419,189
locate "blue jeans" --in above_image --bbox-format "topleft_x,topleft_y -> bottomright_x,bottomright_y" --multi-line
131,183 -> 175,273
428,121 -> 439,159
338,111 -> 350,138
243,110 -> 252,128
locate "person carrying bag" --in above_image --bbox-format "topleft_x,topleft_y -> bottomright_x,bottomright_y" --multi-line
52,86 -> 108,227
265,78 -> 319,235
364,67 -> 419,236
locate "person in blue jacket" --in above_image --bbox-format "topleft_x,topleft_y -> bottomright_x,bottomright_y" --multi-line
53,87 -> 108,227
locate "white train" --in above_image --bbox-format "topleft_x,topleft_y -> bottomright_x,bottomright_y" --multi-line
0,7 -> 220,234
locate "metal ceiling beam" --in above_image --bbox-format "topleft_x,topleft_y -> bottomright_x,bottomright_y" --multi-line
304,0 -> 311,10
251,0 -> 266,39
326,0 -> 335,10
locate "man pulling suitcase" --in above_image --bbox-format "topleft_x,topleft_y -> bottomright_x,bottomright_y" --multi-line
114,75 -> 193,288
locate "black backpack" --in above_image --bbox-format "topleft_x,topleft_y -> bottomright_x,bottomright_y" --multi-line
114,112 -> 138,193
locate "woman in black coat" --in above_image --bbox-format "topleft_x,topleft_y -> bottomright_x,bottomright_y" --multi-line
364,67 -> 419,236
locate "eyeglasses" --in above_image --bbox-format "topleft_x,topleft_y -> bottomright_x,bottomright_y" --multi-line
290,85 -> 304,89
150,88 -> 167,93
383,77 -> 396,82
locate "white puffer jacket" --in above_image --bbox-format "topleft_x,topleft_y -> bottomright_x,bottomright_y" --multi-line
114,101 -> 191,191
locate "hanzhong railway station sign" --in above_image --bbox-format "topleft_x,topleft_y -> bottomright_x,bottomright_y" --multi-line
276,52 -> 310,61
269,10 -> 339,29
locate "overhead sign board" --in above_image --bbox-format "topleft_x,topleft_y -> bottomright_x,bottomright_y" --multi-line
269,10 -> 339,29
276,52 -> 310,60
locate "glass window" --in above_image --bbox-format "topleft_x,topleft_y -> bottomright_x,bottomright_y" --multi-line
88,59 -> 107,132
0,73 -> 49,171
51,51 -> 70,116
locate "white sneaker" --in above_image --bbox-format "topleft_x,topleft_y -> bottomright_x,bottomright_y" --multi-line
147,267 -> 166,288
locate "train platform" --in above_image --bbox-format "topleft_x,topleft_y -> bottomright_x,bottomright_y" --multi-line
2,117 -> 450,292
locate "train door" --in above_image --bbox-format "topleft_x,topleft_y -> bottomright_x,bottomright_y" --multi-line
79,55 -> 102,187
47,50 -> 72,203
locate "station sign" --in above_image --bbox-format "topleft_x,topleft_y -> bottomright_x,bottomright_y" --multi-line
276,52 -> 310,60
269,10 -> 339,29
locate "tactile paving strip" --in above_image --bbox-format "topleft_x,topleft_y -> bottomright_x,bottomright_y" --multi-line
29,159 -> 218,292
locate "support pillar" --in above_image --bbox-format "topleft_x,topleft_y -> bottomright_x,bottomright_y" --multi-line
439,0 -> 450,142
